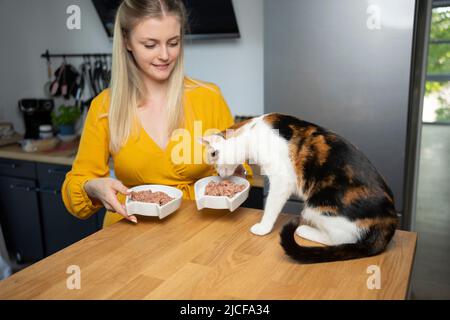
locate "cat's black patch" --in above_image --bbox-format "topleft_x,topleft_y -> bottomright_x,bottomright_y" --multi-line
267,113 -> 312,141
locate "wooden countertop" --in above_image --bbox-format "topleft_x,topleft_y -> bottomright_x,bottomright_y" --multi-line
0,143 -> 76,166
0,201 -> 417,300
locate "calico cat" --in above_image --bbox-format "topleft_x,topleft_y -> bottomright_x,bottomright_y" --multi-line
200,113 -> 398,263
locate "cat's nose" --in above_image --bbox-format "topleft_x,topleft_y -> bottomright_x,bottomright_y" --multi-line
218,171 -> 227,178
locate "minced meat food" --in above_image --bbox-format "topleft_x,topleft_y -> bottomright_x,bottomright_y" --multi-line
130,190 -> 174,206
204,180 -> 246,198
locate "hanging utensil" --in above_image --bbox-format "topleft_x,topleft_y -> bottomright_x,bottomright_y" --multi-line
106,55 -> 112,87
87,56 -> 97,96
75,61 -> 86,110
50,60 -> 65,96
101,55 -> 110,89
60,56 -> 68,97
93,56 -> 103,94
43,53 -> 53,98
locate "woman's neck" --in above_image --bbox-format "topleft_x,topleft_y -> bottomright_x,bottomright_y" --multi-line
142,74 -> 170,104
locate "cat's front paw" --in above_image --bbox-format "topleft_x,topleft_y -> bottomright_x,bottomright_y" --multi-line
250,223 -> 272,236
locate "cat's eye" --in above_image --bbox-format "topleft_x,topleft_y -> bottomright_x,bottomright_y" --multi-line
211,151 -> 217,158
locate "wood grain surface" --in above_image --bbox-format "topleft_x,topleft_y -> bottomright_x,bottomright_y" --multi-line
0,201 -> 417,300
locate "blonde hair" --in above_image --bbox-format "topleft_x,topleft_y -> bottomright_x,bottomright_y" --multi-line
108,0 -> 188,153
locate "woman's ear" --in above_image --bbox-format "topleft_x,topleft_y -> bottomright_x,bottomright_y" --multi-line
124,35 -> 132,52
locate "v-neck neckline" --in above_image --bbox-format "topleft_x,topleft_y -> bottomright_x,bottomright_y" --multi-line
140,125 -> 173,154
138,96 -> 191,155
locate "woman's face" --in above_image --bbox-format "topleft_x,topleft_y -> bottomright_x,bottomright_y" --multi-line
126,15 -> 181,83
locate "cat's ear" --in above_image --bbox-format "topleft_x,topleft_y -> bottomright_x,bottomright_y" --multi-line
197,137 -> 211,146
198,135 -> 223,146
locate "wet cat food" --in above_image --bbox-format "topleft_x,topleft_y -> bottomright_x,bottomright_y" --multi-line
205,180 -> 246,198
130,190 -> 174,206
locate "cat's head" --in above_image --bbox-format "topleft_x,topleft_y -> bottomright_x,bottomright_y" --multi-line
199,134 -> 240,178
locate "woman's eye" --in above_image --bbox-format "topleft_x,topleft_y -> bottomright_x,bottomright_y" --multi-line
144,44 -> 156,49
169,42 -> 179,47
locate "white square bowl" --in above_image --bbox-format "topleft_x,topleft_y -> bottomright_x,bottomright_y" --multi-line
125,185 -> 183,219
194,176 -> 250,212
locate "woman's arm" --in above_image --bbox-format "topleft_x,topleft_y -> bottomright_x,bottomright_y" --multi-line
61,91 -> 111,219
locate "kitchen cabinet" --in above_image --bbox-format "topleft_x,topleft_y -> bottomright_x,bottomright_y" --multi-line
0,175 -> 44,262
36,163 -> 101,256
0,158 -> 103,264
242,185 -> 264,210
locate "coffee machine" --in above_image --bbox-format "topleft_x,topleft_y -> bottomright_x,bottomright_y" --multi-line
18,99 -> 54,139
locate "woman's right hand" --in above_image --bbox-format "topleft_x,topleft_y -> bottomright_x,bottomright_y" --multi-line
84,177 -> 137,223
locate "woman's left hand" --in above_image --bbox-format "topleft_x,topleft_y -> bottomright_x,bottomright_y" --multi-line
233,165 -> 247,178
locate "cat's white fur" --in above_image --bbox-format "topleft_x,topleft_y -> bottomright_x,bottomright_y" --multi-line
201,116 -> 363,245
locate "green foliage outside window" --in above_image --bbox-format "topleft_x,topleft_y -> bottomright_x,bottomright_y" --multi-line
426,7 -> 450,121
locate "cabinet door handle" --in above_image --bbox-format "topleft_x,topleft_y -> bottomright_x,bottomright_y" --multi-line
10,184 -> 61,194
9,184 -> 37,192
47,168 -> 68,175
0,163 -> 17,169
39,187 -> 61,195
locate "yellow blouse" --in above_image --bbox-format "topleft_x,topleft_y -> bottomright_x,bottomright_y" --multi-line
62,79 -> 252,228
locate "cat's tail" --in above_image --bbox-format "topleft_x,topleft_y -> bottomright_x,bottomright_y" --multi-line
279,218 -> 397,263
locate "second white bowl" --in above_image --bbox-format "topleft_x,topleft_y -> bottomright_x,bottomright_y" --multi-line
194,176 -> 250,212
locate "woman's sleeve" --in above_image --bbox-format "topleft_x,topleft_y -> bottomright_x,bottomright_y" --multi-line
61,91 -> 110,219
213,85 -> 254,182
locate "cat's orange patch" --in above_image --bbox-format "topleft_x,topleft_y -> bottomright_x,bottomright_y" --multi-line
288,145 -> 302,191
342,187 -> 373,206
320,175 -> 336,189
356,216 -> 398,230
343,165 -> 355,183
312,135 -> 330,165
290,142 -> 312,196
356,216 -> 398,251
262,113 -> 281,126
303,126 -> 317,136
327,134 -> 338,142
316,205 -> 339,215
383,191 -> 394,203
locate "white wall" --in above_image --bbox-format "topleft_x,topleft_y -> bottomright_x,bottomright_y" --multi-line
0,0 -> 263,135
185,0 -> 263,118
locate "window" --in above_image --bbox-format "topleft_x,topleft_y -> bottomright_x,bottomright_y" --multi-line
423,5 -> 450,123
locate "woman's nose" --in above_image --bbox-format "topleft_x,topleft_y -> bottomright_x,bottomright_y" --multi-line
158,45 -> 169,61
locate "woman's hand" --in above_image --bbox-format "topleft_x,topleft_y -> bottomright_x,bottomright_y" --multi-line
84,178 -> 137,223
233,165 -> 247,178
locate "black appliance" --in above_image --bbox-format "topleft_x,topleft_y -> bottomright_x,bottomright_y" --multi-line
92,0 -> 240,39
18,99 -> 54,139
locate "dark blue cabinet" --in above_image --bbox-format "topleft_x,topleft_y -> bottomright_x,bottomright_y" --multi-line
36,163 -> 99,256
0,158 -> 104,263
0,175 -> 44,262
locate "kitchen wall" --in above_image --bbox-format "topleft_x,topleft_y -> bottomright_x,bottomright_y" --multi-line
0,0 -> 263,134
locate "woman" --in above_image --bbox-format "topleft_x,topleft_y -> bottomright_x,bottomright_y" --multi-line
62,0 -> 251,227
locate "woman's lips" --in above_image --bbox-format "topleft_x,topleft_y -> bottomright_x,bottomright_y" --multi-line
152,63 -> 170,71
